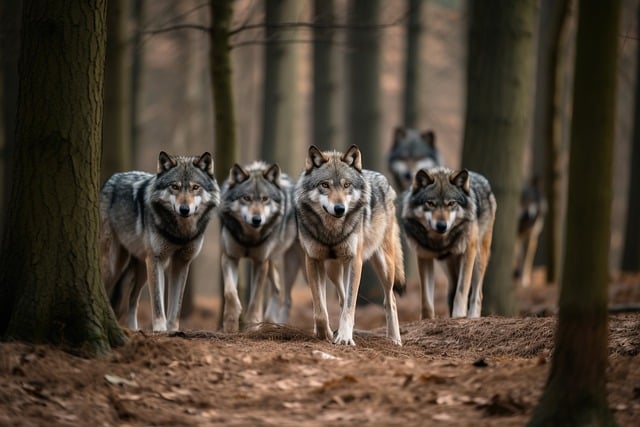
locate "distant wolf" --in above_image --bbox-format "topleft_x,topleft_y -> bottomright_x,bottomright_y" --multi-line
100,152 -> 220,331
295,145 -> 405,346
387,126 -> 440,191
219,161 -> 303,332
514,177 -> 546,287
401,167 -> 496,319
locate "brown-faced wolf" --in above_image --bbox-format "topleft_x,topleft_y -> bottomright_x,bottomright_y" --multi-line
401,167 -> 496,319
100,152 -> 220,331
295,145 -> 404,346
387,126 -> 440,191
219,161 -> 302,332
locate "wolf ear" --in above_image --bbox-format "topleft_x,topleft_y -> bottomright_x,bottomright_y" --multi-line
229,163 -> 249,186
341,145 -> 362,171
393,127 -> 406,148
158,151 -> 177,174
306,145 -> 328,172
194,152 -> 214,177
264,163 -> 281,187
421,130 -> 436,149
412,169 -> 434,193
450,169 -> 470,194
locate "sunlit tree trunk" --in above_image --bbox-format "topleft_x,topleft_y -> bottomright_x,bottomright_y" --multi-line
0,0 -> 127,356
461,0 -> 536,315
528,1 -> 620,424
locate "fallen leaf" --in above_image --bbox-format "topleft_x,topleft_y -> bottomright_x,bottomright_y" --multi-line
104,374 -> 139,388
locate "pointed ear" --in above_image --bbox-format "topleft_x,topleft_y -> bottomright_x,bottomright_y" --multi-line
158,151 -> 177,174
450,169 -> 470,194
341,145 -> 362,172
412,169 -> 434,193
264,163 -> 281,186
228,163 -> 249,186
194,152 -> 214,177
305,145 -> 328,172
393,126 -> 406,148
421,130 -> 436,149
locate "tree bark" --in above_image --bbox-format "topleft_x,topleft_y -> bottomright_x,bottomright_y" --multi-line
0,0 -> 127,357
402,0 -> 425,129
528,0 -> 620,424
462,0 -> 536,315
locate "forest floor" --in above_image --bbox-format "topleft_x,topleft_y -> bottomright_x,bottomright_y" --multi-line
1,271 -> 640,426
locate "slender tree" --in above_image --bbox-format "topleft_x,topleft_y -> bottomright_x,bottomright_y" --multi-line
402,0 -> 425,129
528,1 -> 620,425
130,0 -> 145,164
621,2 -> 640,273
0,0 -> 127,356
461,0 -> 536,315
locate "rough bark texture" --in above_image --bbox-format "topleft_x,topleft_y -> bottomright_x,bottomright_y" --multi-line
528,1 -> 620,425
621,2 -> 640,273
402,0 -> 425,129
0,0 -> 127,357
462,0 -> 535,315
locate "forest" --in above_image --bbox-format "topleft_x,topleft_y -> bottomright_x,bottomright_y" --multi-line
0,0 -> 639,425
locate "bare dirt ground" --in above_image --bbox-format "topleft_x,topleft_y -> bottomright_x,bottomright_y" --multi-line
1,272 -> 640,427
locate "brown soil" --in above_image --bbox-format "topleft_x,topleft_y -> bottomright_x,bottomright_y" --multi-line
1,273 -> 640,426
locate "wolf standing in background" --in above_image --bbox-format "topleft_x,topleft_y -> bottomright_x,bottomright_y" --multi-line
387,126 -> 440,191
219,162 -> 302,332
295,145 -> 404,346
514,177 -> 546,287
402,167 -> 496,319
100,152 -> 220,331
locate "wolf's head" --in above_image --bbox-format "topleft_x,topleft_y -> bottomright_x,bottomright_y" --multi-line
406,167 -> 469,235
156,151 -> 220,218
221,161 -> 285,230
388,127 -> 440,191
301,145 -> 366,219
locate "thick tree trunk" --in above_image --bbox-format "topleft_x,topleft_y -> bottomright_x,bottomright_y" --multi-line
528,1 -> 620,424
462,0 -> 536,315
402,0 -> 425,129
0,0 -> 127,357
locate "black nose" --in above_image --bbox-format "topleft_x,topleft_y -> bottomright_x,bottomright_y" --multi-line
435,221 -> 447,233
179,205 -> 190,216
251,215 -> 262,226
404,171 -> 412,180
334,204 -> 345,217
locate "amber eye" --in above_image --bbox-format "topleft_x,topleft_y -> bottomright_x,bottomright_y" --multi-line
170,183 -> 180,191
243,195 -> 252,202
261,196 -> 269,202
321,182 -> 329,189
343,182 -> 351,189
192,184 -> 200,191
446,200 -> 456,208
425,200 -> 436,209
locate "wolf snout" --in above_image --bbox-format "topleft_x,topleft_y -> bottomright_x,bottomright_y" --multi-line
251,215 -> 262,227
435,221 -> 448,234
333,204 -> 346,217
179,205 -> 191,217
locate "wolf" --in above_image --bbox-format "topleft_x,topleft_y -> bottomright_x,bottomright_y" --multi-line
387,126 -> 440,191
295,145 -> 405,346
219,161 -> 303,332
401,167 -> 496,319
514,177 -> 546,287
100,151 -> 220,332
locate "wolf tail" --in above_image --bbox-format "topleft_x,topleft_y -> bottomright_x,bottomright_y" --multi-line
392,219 -> 407,296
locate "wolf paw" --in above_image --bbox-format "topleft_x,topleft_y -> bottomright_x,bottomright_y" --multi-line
333,332 -> 355,346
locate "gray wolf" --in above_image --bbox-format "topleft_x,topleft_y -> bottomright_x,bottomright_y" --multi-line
401,167 -> 496,319
219,161 -> 302,332
514,177 -> 546,287
295,145 -> 404,346
100,151 -> 220,331
387,126 -> 440,190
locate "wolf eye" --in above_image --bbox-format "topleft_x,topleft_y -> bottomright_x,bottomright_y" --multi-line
261,196 -> 269,202
425,200 -> 436,209
192,184 -> 200,191
170,183 -> 180,191
243,195 -> 252,202
446,200 -> 457,207
321,182 -> 330,189
343,182 -> 351,189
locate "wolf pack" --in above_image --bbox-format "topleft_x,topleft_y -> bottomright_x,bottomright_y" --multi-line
100,127 -> 544,347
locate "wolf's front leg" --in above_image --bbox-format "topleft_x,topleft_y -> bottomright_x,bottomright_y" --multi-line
221,253 -> 242,332
418,257 -> 436,319
166,259 -> 191,331
305,256 -> 332,341
245,260 -> 269,328
145,256 -> 167,331
452,244 -> 477,318
335,256 -> 362,346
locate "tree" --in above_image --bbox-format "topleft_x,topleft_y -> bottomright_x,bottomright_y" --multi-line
102,0 -> 132,181
0,0 -> 127,356
621,2 -> 640,273
402,0 -> 425,129
461,0 -> 536,315
528,0 -> 620,424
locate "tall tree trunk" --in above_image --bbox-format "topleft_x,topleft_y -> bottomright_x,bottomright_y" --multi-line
529,1 -> 620,424
402,0 -> 425,129
102,0 -> 132,181
531,0 -> 570,284
462,0 -> 536,315
621,2 -> 640,273
0,0 -> 22,241
313,0 -> 340,150
130,0 -> 145,166
0,0 -> 127,357
346,0 -> 383,304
